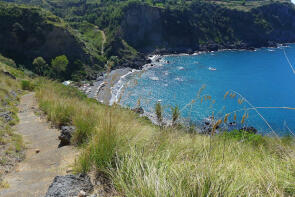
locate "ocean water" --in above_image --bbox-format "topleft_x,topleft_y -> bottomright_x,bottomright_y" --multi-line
119,45 -> 295,135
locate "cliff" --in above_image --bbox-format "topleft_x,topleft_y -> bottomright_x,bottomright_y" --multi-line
119,2 -> 295,53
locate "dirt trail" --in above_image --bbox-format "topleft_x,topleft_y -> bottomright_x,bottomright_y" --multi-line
0,93 -> 77,197
100,29 -> 106,55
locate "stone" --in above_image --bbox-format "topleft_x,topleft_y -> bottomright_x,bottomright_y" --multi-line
240,126 -> 258,134
132,106 -> 144,114
78,190 -> 86,197
9,90 -> 18,99
58,126 -> 76,147
0,111 -> 13,122
45,174 -> 93,197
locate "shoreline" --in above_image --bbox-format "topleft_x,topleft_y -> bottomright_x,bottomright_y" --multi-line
76,43 -> 293,133
143,42 -> 293,58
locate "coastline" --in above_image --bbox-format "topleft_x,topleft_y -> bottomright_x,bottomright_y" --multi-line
76,43 -> 293,132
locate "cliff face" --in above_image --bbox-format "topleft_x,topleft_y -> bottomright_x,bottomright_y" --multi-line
0,3 -> 96,70
120,2 -> 295,53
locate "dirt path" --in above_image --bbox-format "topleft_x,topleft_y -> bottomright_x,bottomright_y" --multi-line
0,93 -> 77,197
100,29 -> 106,55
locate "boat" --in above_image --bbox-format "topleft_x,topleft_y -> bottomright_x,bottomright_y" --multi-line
208,66 -> 217,71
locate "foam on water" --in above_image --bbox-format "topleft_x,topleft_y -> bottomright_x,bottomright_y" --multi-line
119,45 -> 295,135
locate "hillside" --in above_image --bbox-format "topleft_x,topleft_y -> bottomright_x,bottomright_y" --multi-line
119,1 -> 295,53
0,2 -> 106,80
0,54 -> 294,196
34,70 -> 295,196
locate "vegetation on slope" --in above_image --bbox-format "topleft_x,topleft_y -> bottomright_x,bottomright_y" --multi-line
0,55 -> 25,188
35,79 -> 295,196
0,2 -> 106,81
2,0 -> 295,75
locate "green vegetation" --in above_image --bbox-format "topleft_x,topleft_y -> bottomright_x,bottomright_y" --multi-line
35,79 -> 295,196
155,102 -> 163,126
171,105 -> 180,126
0,55 -> 25,186
0,2 -> 106,81
51,55 -> 69,78
32,57 -> 49,76
21,80 -> 35,91
1,0 -> 295,81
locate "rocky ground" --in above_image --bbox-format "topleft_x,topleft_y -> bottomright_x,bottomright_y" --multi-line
0,89 -> 25,188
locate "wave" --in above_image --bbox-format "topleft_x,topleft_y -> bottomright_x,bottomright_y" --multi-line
109,69 -> 139,105
175,77 -> 184,81
149,76 -> 160,81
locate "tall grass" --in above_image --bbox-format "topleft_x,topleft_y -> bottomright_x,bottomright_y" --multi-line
0,61 -> 25,183
35,79 -> 295,196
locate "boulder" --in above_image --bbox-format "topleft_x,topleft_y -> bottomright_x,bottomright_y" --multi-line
0,111 -> 13,122
240,126 -> 258,134
132,106 -> 144,114
45,174 -> 93,197
58,126 -> 76,147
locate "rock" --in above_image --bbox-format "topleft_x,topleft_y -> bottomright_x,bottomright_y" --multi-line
35,149 -> 40,154
78,190 -> 86,197
45,174 -> 93,197
132,107 -> 144,114
58,126 -> 76,147
0,111 -> 13,122
9,90 -> 18,100
240,126 -> 257,134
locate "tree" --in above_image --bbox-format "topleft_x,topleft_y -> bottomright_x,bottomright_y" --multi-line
51,55 -> 69,77
32,57 -> 48,75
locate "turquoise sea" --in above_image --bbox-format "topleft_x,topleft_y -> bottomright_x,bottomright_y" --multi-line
119,45 -> 295,135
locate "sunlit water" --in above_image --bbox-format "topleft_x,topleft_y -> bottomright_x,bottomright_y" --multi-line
119,45 -> 295,135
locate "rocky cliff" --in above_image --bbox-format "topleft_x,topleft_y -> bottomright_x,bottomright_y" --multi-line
120,2 -> 295,53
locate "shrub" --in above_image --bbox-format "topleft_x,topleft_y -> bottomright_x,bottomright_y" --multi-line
51,55 -> 69,77
222,129 -> 265,145
21,80 -> 34,91
171,105 -> 180,126
155,102 -> 163,126
32,57 -> 48,75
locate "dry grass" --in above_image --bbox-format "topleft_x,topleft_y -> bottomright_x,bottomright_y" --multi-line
0,61 -> 25,181
35,79 -> 295,197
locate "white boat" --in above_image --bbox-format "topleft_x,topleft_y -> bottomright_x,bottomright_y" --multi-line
208,67 -> 217,71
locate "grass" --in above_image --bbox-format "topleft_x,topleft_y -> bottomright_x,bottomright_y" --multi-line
0,58 -> 25,181
0,180 -> 9,189
21,80 -> 35,91
35,79 -> 295,196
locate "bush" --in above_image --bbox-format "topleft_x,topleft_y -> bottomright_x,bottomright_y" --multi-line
222,129 -> 265,145
32,57 -> 48,75
21,80 -> 34,91
155,102 -> 163,126
51,55 -> 69,78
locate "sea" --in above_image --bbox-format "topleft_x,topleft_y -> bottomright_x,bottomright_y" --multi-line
116,44 -> 295,135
